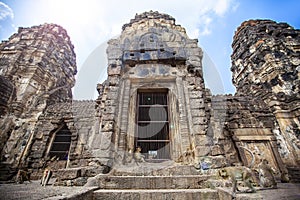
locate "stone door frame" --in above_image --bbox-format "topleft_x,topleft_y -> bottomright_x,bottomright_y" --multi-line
124,78 -> 184,161
233,132 -> 286,177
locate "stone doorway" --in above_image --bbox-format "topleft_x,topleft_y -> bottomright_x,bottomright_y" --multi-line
135,89 -> 170,160
48,123 -> 71,161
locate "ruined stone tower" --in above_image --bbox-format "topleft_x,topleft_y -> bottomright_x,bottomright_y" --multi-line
95,11 -> 210,167
231,20 -> 300,170
0,24 -> 77,179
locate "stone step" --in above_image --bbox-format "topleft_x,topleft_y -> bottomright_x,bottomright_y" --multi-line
287,167 -> 300,183
96,175 -> 212,189
93,188 -> 219,200
111,160 -> 200,176
111,163 -> 201,176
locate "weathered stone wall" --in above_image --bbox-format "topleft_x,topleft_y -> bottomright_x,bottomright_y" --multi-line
208,94 -> 287,177
26,100 -> 107,180
231,19 -> 300,168
0,24 -> 77,174
0,75 -> 15,117
0,75 -> 15,157
231,20 -> 300,98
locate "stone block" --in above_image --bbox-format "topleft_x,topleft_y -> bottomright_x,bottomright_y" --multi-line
103,106 -> 116,114
109,86 -> 119,92
102,114 -> 114,121
189,90 -> 204,98
186,60 -> 201,67
211,145 -> 225,156
195,135 -> 211,146
217,187 -> 234,200
106,91 -> 118,100
193,125 -> 207,134
91,149 -> 112,159
99,132 -> 113,150
108,65 -> 121,75
108,76 -> 119,86
31,152 -> 43,158
90,134 -> 105,149
188,55 -> 201,62
208,155 -> 227,168
72,177 -> 88,186
81,167 -> 106,177
228,123 -> 239,129
93,189 -> 218,200
102,99 -> 115,106
186,76 -> 195,85
195,145 -> 210,157
192,116 -> 207,125
190,98 -> 205,109
101,121 -> 114,132
56,168 -> 81,180
191,109 -> 206,117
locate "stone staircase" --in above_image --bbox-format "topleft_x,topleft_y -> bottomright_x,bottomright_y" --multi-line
94,188 -> 218,200
92,175 -> 219,200
88,161 -> 222,200
287,167 -> 300,183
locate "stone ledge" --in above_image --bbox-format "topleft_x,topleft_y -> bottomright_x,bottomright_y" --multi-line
94,188 -> 218,200
95,175 -> 212,189
54,167 -> 107,186
44,187 -> 98,200
56,168 -> 81,180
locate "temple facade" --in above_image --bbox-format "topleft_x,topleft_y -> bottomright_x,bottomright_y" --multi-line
0,11 -> 299,185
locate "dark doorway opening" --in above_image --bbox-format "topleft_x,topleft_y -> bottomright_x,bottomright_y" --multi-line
136,89 -> 170,160
49,123 -> 71,160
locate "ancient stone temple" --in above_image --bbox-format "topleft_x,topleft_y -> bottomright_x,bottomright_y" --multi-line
0,11 -> 299,199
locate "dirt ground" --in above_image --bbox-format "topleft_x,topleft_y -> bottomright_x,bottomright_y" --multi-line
234,183 -> 300,200
0,180 -> 299,200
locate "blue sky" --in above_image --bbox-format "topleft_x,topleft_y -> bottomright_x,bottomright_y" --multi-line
0,0 -> 299,99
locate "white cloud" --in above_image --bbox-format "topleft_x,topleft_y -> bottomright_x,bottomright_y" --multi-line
232,2 -> 240,12
213,0 -> 232,16
199,16 -> 213,36
0,2 -> 14,20
200,27 -> 212,36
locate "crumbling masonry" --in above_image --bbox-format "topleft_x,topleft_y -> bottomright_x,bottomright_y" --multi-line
0,11 -> 299,189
